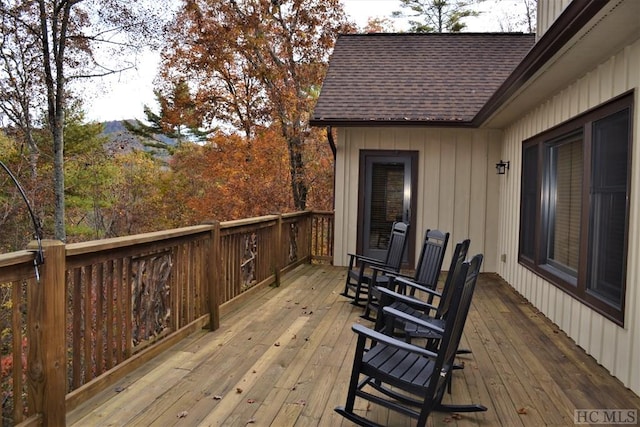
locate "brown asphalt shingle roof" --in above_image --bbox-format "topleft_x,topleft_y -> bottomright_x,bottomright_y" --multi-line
310,33 -> 535,126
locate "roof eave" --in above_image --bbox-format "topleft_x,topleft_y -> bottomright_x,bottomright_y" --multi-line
472,0 -> 609,127
308,119 -> 475,128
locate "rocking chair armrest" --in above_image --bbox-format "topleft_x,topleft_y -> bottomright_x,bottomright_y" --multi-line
359,258 -> 392,272
393,276 -> 442,298
370,264 -> 405,276
347,253 -> 387,267
370,267 -> 414,285
351,323 -> 437,358
376,287 -> 438,313
383,307 -> 445,336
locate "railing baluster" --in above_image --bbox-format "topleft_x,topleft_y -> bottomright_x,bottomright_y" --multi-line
72,268 -> 82,390
106,259 -> 114,370
96,262 -> 104,376
11,278 -> 24,422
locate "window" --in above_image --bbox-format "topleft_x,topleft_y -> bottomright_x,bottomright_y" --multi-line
519,92 -> 633,325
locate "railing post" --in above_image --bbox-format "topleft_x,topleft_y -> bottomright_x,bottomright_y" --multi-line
27,239 -> 66,426
208,222 -> 221,331
274,214 -> 282,287
307,211 -> 313,263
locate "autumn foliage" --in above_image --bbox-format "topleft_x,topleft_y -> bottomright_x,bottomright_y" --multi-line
2,0 -> 347,249
160,0 -> 352,210
169,126 -> 332,223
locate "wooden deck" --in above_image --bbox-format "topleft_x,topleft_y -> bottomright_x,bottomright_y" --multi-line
67,264 -> 640,426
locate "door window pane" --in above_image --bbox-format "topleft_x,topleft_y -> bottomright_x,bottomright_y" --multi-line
370,163 -> 404,250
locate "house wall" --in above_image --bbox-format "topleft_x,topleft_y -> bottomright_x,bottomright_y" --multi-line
496,38 -> 640,395
537,0 -> 572,40
333,127 -> 502,272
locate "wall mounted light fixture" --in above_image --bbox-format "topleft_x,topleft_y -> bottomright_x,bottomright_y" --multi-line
495,160 -> 510,175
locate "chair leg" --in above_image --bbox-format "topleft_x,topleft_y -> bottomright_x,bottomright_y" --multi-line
342,256 -> 357,298
351,277 -> 367,307
342,273 -> 354,298
361,305 -> 376,321
341,282 -> 352,298
360,288 -> 377,321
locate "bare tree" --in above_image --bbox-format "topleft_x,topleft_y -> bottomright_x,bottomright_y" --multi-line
496,0 -> 537,33
0,0 -> 170,241
392,0 -> 480,32
0,3 -> 43,177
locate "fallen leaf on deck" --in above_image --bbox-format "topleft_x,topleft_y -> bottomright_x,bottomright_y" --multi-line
177,411 -> 188,418
114,386 -> 125,393
301,306 -> 307,309
252,369 -> 257,373
292,334 -> 297,339
236,388 -> 243,394
213,395 -> 223,400
246,418 -> 256,424
517,407 -> 528,414
274,341 -> 280,347
247,399 -> 256,404
295,399 -> 306,406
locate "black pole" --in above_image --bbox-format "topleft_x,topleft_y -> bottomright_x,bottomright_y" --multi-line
0,159 -> 45,280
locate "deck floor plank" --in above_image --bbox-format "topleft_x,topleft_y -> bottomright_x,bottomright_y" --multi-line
469,278 -> 559,425
67,264 -> 640,427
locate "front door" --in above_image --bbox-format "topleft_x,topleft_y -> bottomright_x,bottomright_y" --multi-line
358,151 -> 417,266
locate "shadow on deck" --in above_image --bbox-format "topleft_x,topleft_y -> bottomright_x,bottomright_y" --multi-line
67,264 -> 640,426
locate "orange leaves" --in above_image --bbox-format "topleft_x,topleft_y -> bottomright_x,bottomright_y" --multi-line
171,130 -> 295,221
160,0 -> 349,211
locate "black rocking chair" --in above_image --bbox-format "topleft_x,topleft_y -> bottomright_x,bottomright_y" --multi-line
361,229 -> 449,322
335,254 -> 486,427
342,221 -> 409,307
374,239 -> 470,343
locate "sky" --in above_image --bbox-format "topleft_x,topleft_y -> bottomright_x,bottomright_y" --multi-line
83,0 -> 529,123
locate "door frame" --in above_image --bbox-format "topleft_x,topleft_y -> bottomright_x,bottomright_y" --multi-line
356,150 -> 418,268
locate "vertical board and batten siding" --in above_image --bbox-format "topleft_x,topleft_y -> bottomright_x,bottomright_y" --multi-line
497,38 -> 640,395
537,0 -> 572,40
333,126 -> 502,272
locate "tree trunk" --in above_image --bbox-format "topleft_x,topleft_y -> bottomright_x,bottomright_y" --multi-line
286,134 -> 307,211
53,114 -> 65,241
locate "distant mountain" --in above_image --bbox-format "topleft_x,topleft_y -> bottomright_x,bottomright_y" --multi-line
101,120 -> 146,155
100,120 -> 177,157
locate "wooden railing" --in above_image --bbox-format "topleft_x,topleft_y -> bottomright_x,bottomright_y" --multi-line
0,211 -> 333,426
